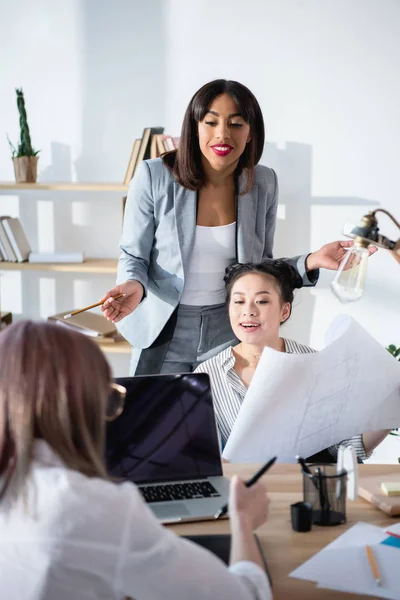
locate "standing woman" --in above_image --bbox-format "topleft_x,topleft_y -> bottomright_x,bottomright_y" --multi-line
101,79 -> 366,375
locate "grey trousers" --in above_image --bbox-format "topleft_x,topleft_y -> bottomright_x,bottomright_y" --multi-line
130,302 -> 237,375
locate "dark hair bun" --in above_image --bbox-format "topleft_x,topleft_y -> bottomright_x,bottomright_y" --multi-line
266,259 -> 303,291
224,262 -> 246,285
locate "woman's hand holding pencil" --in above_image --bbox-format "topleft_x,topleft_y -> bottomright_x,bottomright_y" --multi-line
229,475 -> 271,531
63,294 -> 125,319
99,280 -> 144,323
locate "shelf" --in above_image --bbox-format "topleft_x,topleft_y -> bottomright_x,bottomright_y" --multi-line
0,182 -> 128,192
0,258 -> 118,273
96,338 -> 131,354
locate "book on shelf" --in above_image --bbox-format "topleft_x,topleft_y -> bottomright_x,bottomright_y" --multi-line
0,216 -> 18,262
29,252 -> 84,264
123,138 -> 142,185
136,126 -> 164,165
123,127 -> 182,184
123,129 -> 181,184
48,311 -> 118,338
1,217 -> 32,262
153,134 -> 180,157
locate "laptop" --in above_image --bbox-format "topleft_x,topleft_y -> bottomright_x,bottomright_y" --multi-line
105,373 -> 230,523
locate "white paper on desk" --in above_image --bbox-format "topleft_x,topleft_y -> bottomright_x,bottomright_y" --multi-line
222,316 -> 400,463
291,522 -> 400,599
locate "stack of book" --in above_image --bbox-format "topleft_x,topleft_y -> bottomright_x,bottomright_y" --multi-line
0,216 -> 31,262
123,126 -> 180,185
48,311 -> 122,345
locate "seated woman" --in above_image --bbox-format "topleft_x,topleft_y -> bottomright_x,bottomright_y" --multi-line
0,320 -> 271,600
195,260 -> 389,461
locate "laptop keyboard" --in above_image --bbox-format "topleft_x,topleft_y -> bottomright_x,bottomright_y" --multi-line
139,481 -> 221,503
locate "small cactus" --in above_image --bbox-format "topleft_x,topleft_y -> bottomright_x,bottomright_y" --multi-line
7,88 -> 39,157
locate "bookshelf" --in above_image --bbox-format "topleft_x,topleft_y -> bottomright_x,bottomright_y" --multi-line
97,338 -> 131,354
0,258 -> 118,273
0,182 -> 128,192
0,182 -> 128,357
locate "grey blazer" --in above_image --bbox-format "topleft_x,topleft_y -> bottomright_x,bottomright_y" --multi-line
116,158 -> 317,349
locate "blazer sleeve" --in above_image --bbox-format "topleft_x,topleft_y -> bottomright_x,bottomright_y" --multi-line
117,161 -> 155,294
263,169 -> 319,287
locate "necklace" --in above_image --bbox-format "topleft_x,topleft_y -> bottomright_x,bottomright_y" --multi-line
240,351 -> 262,366
234,344 -> 265,367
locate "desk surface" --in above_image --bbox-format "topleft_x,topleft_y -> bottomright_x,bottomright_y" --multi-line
168,464 -> 399,600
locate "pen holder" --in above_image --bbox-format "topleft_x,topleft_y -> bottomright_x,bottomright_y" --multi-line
302,464 -> 347,526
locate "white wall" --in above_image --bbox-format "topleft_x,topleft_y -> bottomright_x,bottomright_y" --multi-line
0,0 -> 167,375
0,1 -> 399,455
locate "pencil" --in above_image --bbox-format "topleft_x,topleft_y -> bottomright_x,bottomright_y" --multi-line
366,545 -> 381,586
214,456 -> 277,519
296,455 -> 312,475
64,294 -> 124,319
386,530 -> 400,540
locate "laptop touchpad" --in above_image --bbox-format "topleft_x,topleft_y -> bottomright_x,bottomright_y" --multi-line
152,504 -> 190,521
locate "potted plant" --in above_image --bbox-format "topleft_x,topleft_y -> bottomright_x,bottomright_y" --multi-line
7,88 -> 40,183
387,344 -> 400,462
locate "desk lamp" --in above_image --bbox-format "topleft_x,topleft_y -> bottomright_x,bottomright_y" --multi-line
331,209 -> 400,302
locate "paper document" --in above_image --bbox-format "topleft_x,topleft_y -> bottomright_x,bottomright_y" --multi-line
222,316 -> 400,463
290,522 -> 400,599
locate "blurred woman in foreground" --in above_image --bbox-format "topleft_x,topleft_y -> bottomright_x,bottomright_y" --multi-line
0,320 -> 271,600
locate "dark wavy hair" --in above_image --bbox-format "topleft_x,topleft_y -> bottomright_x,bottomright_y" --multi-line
162,79 -> 265,194
224,260 -> 303,323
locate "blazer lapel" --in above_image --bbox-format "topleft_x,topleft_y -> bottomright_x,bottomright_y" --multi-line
173,181 -> 197,278
236,173 -> 259,263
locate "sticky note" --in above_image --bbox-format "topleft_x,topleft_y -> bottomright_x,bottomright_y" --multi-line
381,536 -> 400,549
381,482 -> 400,496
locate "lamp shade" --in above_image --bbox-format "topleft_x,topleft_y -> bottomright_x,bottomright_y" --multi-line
331,245 -> 369,302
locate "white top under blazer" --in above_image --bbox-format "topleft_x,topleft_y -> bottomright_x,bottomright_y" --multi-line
180,222 -> 236,306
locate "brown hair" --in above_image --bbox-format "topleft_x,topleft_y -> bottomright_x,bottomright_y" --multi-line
162,79 -> 265,194
0,320 -> 112,502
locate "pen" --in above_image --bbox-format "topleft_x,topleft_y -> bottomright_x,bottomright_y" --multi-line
315,466 -> 331,524
64,294 -> 124,319
214,456 -> 277,520
296,455 -> 312,475
385,530 -> 400,540
366,545 -> 381,586
297,455 -> 321,494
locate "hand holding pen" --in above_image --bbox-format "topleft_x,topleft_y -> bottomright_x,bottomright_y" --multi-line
214,456 -> 277,520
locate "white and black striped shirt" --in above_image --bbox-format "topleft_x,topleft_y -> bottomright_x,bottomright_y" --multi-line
195,339 -> 368,461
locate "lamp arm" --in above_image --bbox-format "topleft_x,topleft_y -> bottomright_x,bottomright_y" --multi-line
391,239 -> 400,265
371,209 -> 400,230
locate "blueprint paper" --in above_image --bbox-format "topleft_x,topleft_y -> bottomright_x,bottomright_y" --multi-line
222,316 -> 400,463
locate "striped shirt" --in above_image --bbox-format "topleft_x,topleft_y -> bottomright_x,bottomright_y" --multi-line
195,339 -> 368,461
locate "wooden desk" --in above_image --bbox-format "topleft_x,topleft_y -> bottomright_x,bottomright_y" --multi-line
168,464 -> 398,599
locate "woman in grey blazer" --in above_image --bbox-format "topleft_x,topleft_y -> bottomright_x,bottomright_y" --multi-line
101,79 -> 369,375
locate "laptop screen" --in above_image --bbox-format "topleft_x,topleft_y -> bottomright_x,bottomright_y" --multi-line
105,373 -> 223,484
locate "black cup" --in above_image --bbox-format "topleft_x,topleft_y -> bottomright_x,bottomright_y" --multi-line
290,501 -> 313,532
302,464 -> 347,526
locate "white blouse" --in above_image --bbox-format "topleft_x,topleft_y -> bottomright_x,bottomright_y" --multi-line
180,222 -> 236,305
0,441 -> 271,600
